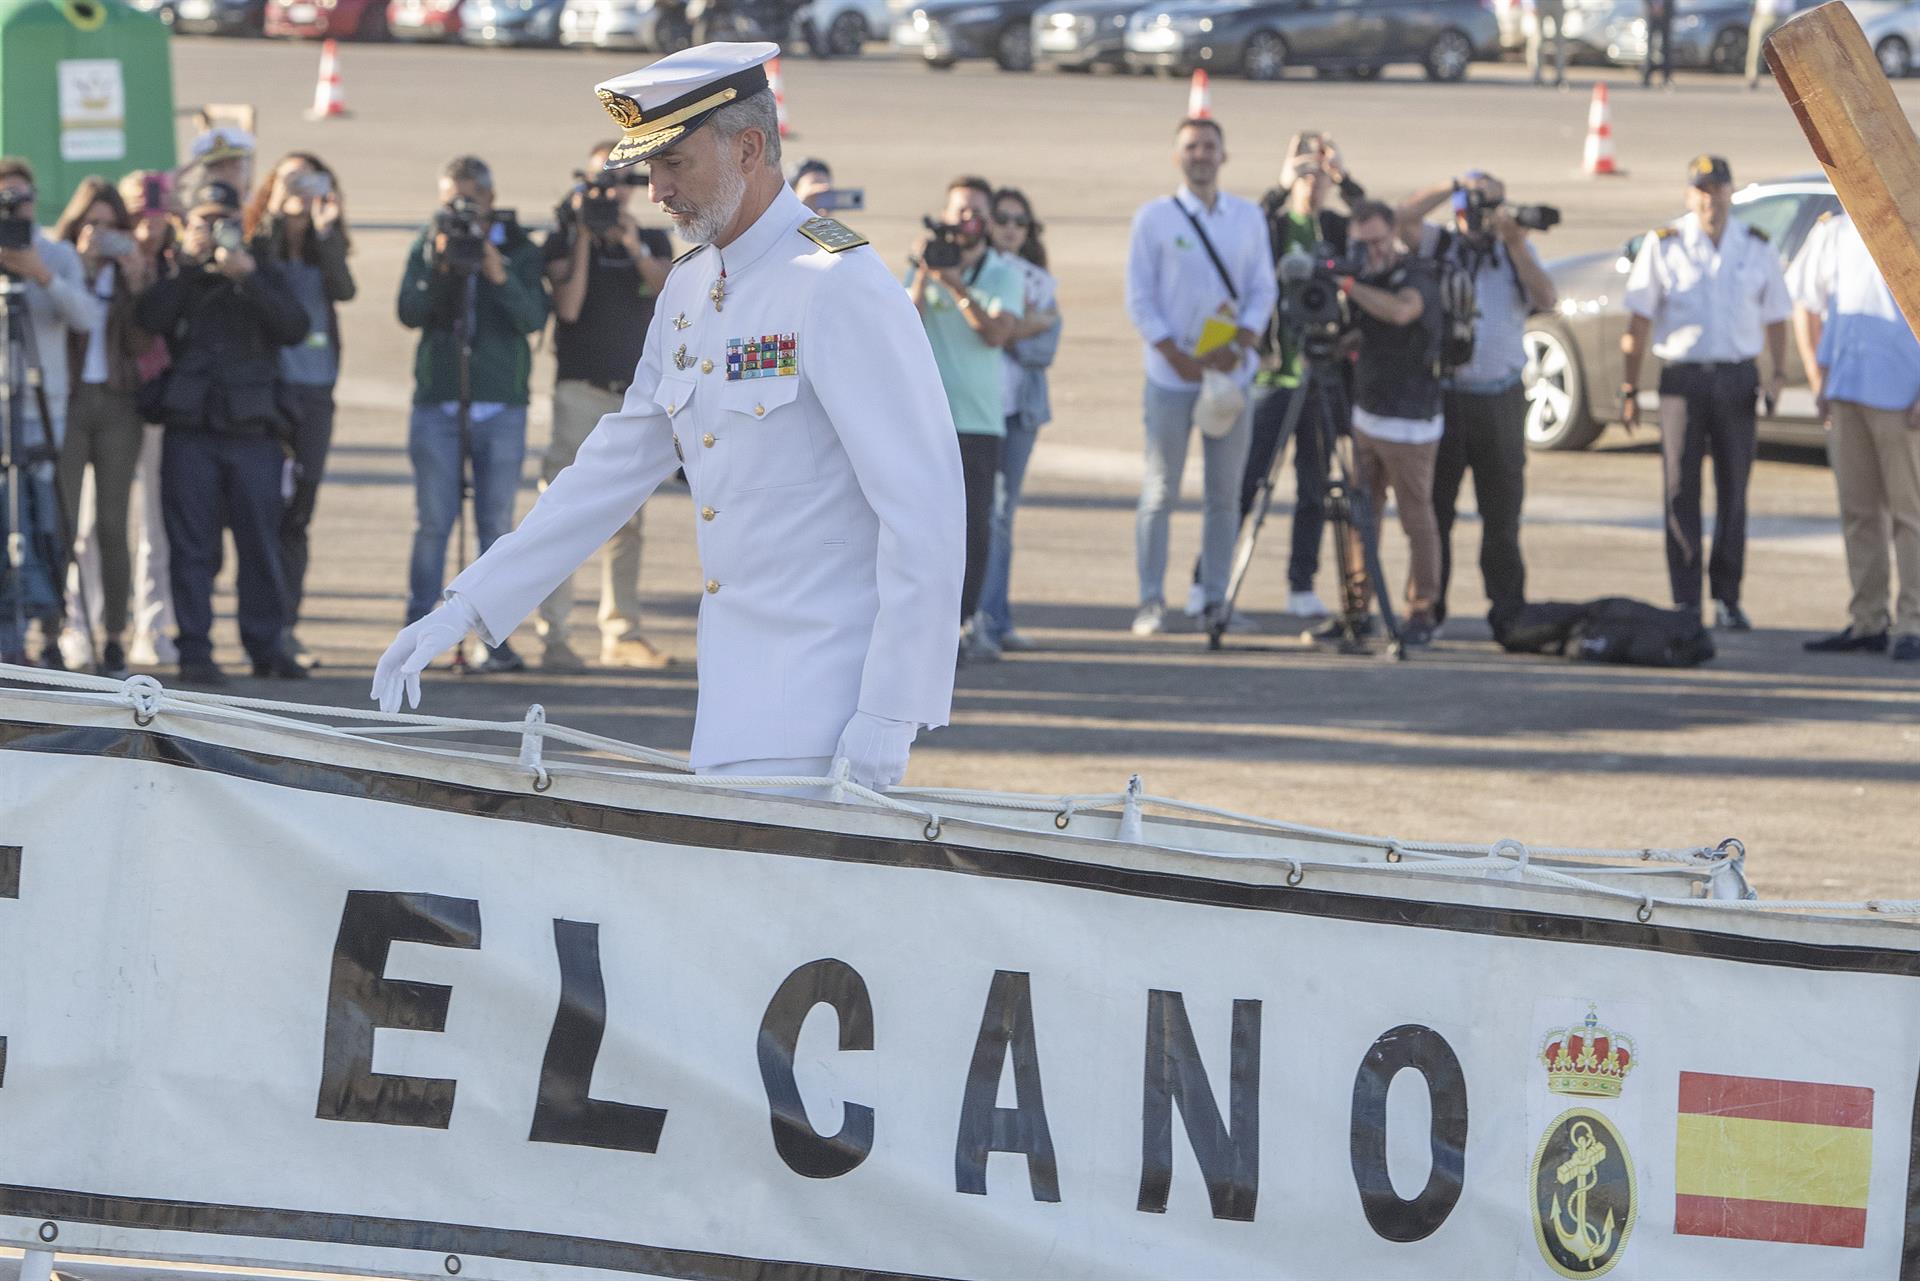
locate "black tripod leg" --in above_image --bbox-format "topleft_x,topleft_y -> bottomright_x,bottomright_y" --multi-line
1347,484 -> 1406,658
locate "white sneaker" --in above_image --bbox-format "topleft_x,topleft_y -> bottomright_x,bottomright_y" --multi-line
1183,583 -> 1207,617
1287,590 -> 1332,619
1131,601 -> 1166,635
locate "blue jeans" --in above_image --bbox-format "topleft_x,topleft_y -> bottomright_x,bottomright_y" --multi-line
1136,380 -> 1253,606
979,412 -> 1038,640
161,430 -> 289,667
0,462 -> 62,658
406,403 -> 527,626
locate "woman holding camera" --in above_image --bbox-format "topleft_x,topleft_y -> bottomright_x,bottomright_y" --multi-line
52,178 -> 153,678
245,152 -> 356,668
976,186 -> 1060,656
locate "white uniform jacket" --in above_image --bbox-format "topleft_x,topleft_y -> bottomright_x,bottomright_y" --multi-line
449,186 -> 966,767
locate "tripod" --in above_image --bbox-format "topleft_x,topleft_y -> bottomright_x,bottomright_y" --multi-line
0,275 -> 99,670
1207,353 -> 1405,659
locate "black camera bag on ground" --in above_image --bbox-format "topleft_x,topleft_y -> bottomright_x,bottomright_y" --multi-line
1500,597 -> 1715,668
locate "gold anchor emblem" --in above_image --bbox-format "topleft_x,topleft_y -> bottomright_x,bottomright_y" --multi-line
672,344 -> 692,371
671,312 -> 692,330
1551,1121 -> 1615,1268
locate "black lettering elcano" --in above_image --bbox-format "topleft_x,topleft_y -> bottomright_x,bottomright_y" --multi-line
315,890 -> 481,1129
1349,1023 -> 1468,1242
1137,990 -> 1261,1221
529,919 -> 668,1152
955,970 -> 1059,1202
758,958 -> 874,1178
0,845 -> 16,1088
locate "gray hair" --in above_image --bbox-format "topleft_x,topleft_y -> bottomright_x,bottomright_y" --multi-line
442,155 -> 493,189
709,89 -> 782,171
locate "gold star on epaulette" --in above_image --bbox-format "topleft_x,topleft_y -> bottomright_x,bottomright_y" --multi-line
1654,227 -> 1678,240
798,217 -> 869,254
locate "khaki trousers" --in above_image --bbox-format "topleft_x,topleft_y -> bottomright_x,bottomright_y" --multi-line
1349,430 -> 1442,622
535,379 -> 646,648
1827,399 -> 1920,637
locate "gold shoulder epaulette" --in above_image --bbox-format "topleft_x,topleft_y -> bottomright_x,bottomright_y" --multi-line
672,243 -> 704,266
1654,227 -> 1678,240
799,217 -> 869,254
1747,224 -> 1770,243
1816,209 -> 1835,223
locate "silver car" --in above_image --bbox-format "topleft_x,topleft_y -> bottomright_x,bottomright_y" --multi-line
559,0 -> 690,47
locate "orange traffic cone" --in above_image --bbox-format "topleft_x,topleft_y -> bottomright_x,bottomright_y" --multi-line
1187,68 -> 1211,119
1583,82 -> 1619,176
769,55 -> 791,138
306,39 -> 347,120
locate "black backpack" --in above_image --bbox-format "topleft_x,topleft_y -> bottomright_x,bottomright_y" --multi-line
1428,229 -> 1480,377
1501,597 -> 1715,668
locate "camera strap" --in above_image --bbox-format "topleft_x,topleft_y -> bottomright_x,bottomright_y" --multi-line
1171,196 -> 1238,304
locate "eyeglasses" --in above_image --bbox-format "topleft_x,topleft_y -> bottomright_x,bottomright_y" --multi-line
992,211 -> 1030,229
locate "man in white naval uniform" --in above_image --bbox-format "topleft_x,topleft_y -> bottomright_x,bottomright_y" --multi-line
372,43 -> 966,791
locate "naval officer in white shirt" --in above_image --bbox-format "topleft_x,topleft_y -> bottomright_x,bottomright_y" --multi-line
372,43 -> 966,792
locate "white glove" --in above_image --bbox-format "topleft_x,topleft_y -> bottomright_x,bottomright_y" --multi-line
831,711 -> 919,792
370,595 -> 480,713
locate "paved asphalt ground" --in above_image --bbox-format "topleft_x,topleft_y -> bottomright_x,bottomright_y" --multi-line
131,37 -> 1919,901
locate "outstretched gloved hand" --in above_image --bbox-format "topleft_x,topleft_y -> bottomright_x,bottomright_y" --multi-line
831,711 -> 919,793
371,595 -> 480,713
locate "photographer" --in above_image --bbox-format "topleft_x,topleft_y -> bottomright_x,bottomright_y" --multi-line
245,152 -> 356,669
907,175 -> 1023,659
0,157 -> 99,667
52,178 -> 152,679
118,169 -> 180,668
134,180 -> 309,684
1396,171 -> 1557,641
536,140 -> 672,672
790,157 -> 834,217
396,155 -> 549,674
1341,200 -> 1444,647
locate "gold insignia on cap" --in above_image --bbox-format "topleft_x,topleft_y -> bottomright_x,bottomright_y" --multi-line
799,217 -> 869,254
1692,155 -> 1714,175
597,88 -> 644,129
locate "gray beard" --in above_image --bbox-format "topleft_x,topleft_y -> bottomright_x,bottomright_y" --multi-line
684,163 -> 749,246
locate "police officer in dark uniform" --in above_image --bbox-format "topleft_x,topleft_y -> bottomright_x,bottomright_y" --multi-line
1620,155 -> 1792,629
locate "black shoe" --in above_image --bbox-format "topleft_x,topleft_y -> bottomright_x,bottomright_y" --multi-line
99,640 -> 130,679
252,651 -> 310,679
38,643 -> 66,672
473,641 -> 526,674
1310,614 -> 1377,642
1894,635 -> 1920,662
285,632 -> 321,670
178,660 -> 228,686
1713,600 -> 1752,632
1803,625 -> 1889,654
1399,617 -> 1435,648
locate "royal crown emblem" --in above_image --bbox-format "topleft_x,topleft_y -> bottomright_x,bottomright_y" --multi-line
1539,1006 -> 1635,1099
596,89 -> 644,129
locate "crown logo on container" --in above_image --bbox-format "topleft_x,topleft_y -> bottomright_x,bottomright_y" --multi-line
1538,1005 -> 1635,1098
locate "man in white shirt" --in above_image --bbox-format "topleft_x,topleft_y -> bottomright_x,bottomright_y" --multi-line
1124,117 -> 1276,636
1621,155 -> 1791,629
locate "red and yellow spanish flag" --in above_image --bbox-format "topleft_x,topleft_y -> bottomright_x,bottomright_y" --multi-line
1675,1071 -> 1873,1248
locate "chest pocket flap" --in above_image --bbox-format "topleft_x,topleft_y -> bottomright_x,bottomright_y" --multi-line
653,375 -> 697,418
718,377 -> 814,491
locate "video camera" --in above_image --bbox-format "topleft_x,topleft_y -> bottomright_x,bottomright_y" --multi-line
0,188 -> 34,252
1276,245 -> 1365,358
561,168 -> 644,236
434,194 -> 494,273
1455,184 -> 1560,236
921,213 -> 983,271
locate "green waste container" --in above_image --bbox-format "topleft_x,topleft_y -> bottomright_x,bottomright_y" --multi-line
0,0 -> 174,218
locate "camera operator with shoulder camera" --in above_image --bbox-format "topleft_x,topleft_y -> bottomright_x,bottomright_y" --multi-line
134,181 -> 310,685
1340,200 -> 1445,647
0,157 -> 102,667
1395,171 -> 1557,641
397,155 -> 550,674
536,140 -> 673,672
907,175 -> 1023,659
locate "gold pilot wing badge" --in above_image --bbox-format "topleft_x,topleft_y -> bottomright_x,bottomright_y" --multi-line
799,217 -> 869,254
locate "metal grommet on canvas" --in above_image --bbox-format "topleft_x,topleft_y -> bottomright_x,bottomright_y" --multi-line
1636,896 -> 1655,924
1384,840 -> 1403,864
531,767 -> 553,793
1053,811 -> 1071,830
125,674 -> 161,727
923,817 -> 943,842
444,1256 -> 462,1275
1285,861 -> 1304,887
37,1222 -> 57,1243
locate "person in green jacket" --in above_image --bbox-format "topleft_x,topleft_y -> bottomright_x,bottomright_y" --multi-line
397,154 -> 549,673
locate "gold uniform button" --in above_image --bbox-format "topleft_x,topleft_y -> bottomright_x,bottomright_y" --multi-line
701,506 -> 716,521
705,579 -> 720,594
701,359 -> 714,374
753,404 -> 766,418
702,433 -> 716,448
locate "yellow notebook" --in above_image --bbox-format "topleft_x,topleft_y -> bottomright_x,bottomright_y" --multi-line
1193,315 -> 1239,358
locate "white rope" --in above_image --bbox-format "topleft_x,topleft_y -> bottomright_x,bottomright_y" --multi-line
0,663 -> 1905,920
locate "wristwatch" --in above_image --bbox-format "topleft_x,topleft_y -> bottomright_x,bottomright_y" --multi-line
955,293 -> 974,312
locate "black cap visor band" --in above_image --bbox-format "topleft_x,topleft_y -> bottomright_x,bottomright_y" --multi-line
600,66 -> 771,172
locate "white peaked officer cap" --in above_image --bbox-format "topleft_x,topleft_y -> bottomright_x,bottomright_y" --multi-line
594,42 -> 780,173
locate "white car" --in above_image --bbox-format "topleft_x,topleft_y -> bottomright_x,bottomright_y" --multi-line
1861,0 -> 1920,76
797,0 -> 888,51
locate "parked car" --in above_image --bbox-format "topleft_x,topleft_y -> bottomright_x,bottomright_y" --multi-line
1522,178 -> 1839,453
124,0 -> 179,27
1033,0 -> 1148,69
1602,0 -> 1752,71
388,0 -> 464,39
171,0 -> 267,33
461,0 -> 568,42
895,0 -> 1047,69
798,0 -> 888,51
266,0 -> 389,38
1862,1 -> 1920,76
559,0 -> 691,48
1123,0 -> 1499,81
